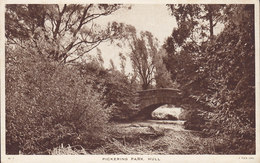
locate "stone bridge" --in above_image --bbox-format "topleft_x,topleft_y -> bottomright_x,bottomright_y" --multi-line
133,88 -> 185,119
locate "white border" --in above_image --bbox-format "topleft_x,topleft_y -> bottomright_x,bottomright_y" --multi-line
1,0 -> 259,4
1,0 -> 259,163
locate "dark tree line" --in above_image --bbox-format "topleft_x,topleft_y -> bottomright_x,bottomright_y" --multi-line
163,4 -> 255,154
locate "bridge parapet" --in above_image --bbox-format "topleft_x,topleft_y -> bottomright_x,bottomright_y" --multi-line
132,88 -> 210,120
132,88 -> 184,119
136,88 -> 182,109
137,88 -> 183,100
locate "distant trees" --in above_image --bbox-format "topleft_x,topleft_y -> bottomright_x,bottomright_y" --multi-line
125,28 -> 158,90
122,26 -> 173,90
153,48 -> 175,88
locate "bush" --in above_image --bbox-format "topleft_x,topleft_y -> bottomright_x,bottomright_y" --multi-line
75,62 -> 138,122
6,45 -> 112,154
178,109 -> 207,131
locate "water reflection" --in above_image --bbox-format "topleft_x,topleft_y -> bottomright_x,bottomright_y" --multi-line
151,104 -> 183,120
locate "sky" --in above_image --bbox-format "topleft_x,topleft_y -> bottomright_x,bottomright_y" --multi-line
91,4 -> 177,72
101,4 -> 177,44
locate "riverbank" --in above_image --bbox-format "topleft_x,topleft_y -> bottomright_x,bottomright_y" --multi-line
89,120 -> 217,154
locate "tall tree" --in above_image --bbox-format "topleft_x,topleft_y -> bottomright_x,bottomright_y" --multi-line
154,48 -> 175,88
167,4 -> 224,45
5,4 -> 126,63
119,52 -> 126,74
124,27 -> 159,90
164,4 -> 255,153
163,4 -> 225,92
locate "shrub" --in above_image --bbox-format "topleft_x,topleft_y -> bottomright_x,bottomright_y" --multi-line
75,62 -> 138,122
178,109 -> 207,131
6,45 -> 112,154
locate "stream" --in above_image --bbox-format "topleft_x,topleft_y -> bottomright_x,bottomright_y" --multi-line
116,120 -> 186,132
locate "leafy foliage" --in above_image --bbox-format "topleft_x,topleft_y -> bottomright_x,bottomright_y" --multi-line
121,26 -> 174,90
5,4 -> 125,63
6,44 -> 112,154
5,4 -> 256,155
5,4 -> 140,154
74,61 -> 138,121
154,49 -> 176,88
204,5 -> 255,148
126,30 -> 159,90
164,4 -> 255,154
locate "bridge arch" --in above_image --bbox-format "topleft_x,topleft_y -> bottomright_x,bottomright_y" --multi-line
134,88 -> 184,119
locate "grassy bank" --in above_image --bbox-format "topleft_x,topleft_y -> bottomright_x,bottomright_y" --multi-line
50,121 -> 220,155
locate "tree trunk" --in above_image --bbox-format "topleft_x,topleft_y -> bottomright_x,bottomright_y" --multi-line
208,6 -> 214,40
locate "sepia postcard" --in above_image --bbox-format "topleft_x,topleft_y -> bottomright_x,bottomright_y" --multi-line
0,0 -> 259,162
